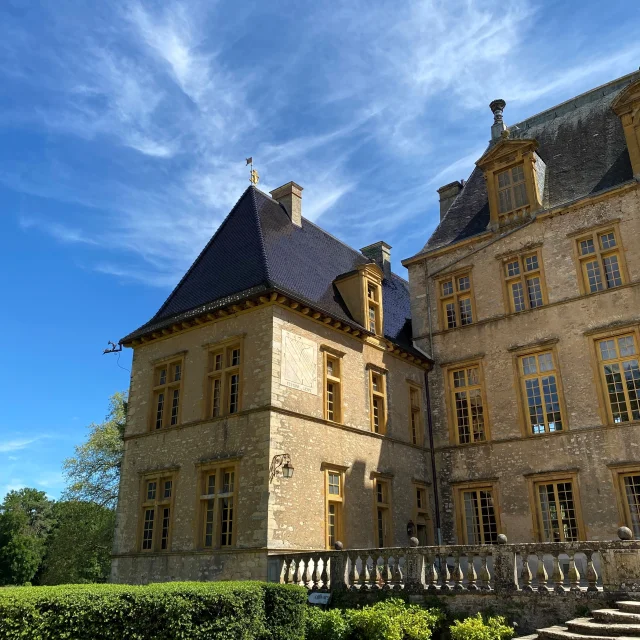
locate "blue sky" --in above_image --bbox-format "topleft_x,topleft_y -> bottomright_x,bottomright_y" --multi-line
2,0 -> 639,501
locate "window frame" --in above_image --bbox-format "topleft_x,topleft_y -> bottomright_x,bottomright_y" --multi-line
610,463 -> 640,539
513,345 -> 567,437
372,475 -> 393,548
365,279 -> 383,336
495,162 -> 529,218
454,481 -> 501,545
412,481 -> 432,545
323,350 -> 343,423
527,471 -> 585,542
368,366 -> 387,435
323,465 -> 346,549
197,459 -> 239,550
444,359 -> 490,446
500,248 -> 547,314
138,471 -> 176,552
408,382 -> 424,446
150,355 -> 185,431
572,223 -> 627,296
437,269 -> 476,331
204,336 -> 244,420
590,326 -> 640,427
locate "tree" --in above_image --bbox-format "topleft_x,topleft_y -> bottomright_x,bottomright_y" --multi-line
38,500 -> 115,584
0,488 -> 55,585
63,392 -> 127,509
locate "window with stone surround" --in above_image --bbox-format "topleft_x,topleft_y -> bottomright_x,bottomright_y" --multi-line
438,270 -> 475,330
324,467 -> 345,549
574,225 -> 626,295
496,164 -> 529,216
373,477 -> 392,547
366,280 -> 383,336
455,482 -> 499,545
199,461 -> 238,549
413,483 -> 431,545
368,367 -> 387,435
446,362 -> 488,445
140,473 -> 175,552
324,352 -> 343,423
151,357 -> 184,430
408,383 -> 424,446
611,466 -> 640,539
206,338 -> 243,419
502,249 -> 546,313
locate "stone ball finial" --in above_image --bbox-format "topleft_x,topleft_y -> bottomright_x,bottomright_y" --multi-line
334,541 -> 344,550
496,533 -> 508,545
409,537 -> 420,548
618,526 -> 633,541
490,99 -> 506,124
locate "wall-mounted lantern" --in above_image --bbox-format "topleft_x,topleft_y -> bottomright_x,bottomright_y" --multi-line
269,453 -> 294,482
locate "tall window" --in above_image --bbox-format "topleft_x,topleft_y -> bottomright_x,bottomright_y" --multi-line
324,354 -> 342,423
366,281 -> 382,335
199,462 -> 238,549
456,484 -> 498,544
207,340 -> 242,418
576,227 -> 625,294
503,250 -> 545,313
448,364 -> 487,445
369,369 -> 387,434
613,468 -> 640,539
596,334 -> 640,424
496,164 -> 528,216
325,469 -> 344,549
408,384 -> 424,446
140,474 -> 174,551
374,478 -> 392,547
534,477 -> 581,542
413,484 -> 430,545
518,350 -> 564,434
152,359 -> 183,430
439,272 -> 474,330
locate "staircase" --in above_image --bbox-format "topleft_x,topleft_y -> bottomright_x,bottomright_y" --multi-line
521,601 -> 640,640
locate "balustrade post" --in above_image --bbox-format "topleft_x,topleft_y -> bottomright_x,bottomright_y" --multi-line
552,552 -> 566,593
329,551 -> 346,592
405,547 -> 425,594
585,550 -> 599,592
493,536 -> 517,594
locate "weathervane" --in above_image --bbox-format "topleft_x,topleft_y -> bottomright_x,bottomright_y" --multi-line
246,157 -> 259,185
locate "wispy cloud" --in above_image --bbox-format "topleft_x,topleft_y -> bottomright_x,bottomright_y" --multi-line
0,437 -> 47,454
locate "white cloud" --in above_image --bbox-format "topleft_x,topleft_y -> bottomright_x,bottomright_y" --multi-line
0,437 -> 47,454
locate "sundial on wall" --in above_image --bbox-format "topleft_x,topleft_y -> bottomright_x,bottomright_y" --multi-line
280,329 -> 318,395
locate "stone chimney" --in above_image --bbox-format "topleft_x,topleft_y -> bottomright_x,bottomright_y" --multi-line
270,182 -> 303,226
361,241 -> 392,279
490,99 -> 507,141
437,180 -> 464,220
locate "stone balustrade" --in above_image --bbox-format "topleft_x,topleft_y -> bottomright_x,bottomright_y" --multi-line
270,536 -> 640,596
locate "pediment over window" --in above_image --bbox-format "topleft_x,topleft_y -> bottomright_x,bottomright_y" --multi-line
612,79 -> 640,176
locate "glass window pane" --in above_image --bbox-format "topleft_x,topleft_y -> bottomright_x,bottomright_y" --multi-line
522,356 -> 537,375
511,281 -> 525,312
585,260 -> 604,293
580,239 -> 595,256
599,339 -> 617,361
457,276 -> 470,291
525,254 -> 539,272
624,475 -> 640,538
506,260 -> 520,277
603,255 -> 622,288
599,232 -> 616,250
459,297 -> 473,324
442,280 -> 453,296
527,276 -> 543,308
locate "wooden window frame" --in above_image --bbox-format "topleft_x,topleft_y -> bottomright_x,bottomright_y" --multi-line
590,327 -> 640,426
612,79 -> 640,178
368,367 -> 387,435
513,345 -> 567,437
412,481 -> 433,545
610,463 -> 640,538
365,279 -> 383,336
572,223 -> 627,296
495,163 -> 529,217
372,475 -> 393,548
437,269 -> 476,331
204,336 -> 244,420
138,471 -> 176,552
197,460 -> 239,550
150,355 -> 185,431
408,382 -> 424,446
323,351 -> 343,423
527,470 -> 585,542
500,248 -> 548,314
453,481 -> 501,545
324,466 -> 345,549
444,359 -> 490,446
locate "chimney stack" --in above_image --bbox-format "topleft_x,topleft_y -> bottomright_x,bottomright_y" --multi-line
270,182 -> 303,227
490,99 -> 507,141
437,180 -> 464,220
361,241 -> 392,279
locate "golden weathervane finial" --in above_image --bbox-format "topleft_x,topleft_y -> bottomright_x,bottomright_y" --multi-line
246,157 -> 259,185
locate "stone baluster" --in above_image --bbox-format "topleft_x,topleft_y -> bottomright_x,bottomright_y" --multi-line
520,554 -> 533,592
311,556 -> 322,591
425,553 -> 439,592
452,552 -> 464,591
381,553 -> 393,590
440,553 -> 451,592
552,552 -> 566,593
348,554 -> 358,591
359,556 -> 371,591
394,555 -> 404,589
585,550 -> 599,592
371,556 -> 381,590
536,552 -> 549,592
479,552 -> 492,591
320,556 -> 330,592
568,551 -> 581,592
467,553 -> 478,591
282,557 -> 292,584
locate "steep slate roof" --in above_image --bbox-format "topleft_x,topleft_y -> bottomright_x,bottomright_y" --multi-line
122,186 -> 417,354
414,70 -> 640,256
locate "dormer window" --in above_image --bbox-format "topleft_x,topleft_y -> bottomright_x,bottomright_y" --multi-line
333,263 -> 384,337
497,164 -> 528,215
367,282 -> 381,334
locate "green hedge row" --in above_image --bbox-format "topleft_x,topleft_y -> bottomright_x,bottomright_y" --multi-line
0,581 -> 307,640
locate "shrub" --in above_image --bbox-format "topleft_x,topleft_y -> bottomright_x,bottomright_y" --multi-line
450,613 -> 515,640
305,606 -> 351,640
0,581 -> 307,640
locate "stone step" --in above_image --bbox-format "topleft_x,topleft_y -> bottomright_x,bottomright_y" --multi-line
566,617 -> 640,637
593,609 -> 640,625
618,602 -> 640,614
537,625 -> 614,640
517,634 -> 538,640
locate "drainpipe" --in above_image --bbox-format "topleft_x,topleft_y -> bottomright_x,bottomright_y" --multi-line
424,369 -> 442,545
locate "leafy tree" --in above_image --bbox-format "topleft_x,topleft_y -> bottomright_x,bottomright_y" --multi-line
38,500 -> 115,584
63,392 -> 127,509
0,488 -> 55,585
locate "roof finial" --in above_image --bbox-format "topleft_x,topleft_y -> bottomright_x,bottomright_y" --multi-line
489,99 -> 507,141
246,157 -> 259,185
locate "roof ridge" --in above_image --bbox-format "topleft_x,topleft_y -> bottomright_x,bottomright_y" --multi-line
249,186 -> 273,286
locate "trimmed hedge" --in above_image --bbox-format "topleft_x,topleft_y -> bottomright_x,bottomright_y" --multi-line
0,581 -> 307,640
450,614 -> 515,640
